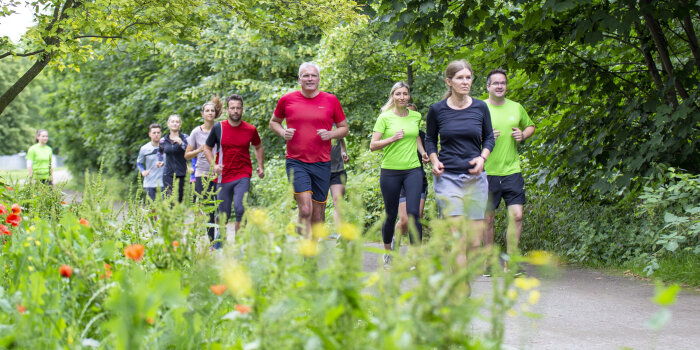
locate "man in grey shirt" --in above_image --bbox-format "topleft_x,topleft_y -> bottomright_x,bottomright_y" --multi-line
137,123 -> 165,200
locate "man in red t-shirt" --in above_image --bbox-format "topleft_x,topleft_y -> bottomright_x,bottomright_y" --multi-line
204,94 -> 264,237
269,62 -> 349,237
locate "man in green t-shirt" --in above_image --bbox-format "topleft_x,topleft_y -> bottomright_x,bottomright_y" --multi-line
483,69 -> 536,274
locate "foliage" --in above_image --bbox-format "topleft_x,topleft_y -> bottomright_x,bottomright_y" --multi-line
0,171 -> 544,349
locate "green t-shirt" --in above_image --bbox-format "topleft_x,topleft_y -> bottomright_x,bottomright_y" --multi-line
484,99 -> 535,176
26,144 -> 53,180
372,109 -> 422,170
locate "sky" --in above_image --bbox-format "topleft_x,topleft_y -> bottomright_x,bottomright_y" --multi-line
0,3 -> 35,43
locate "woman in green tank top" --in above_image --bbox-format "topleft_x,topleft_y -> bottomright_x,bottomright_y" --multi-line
26,129 -> 53,185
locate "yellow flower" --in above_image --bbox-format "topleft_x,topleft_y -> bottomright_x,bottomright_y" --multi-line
507,289 -> 518,300
23,242 -> 30,247
249,209 -> 268,227
28,266 -> 34,272
28,256 -> 33,261
286,223 -> 297,236
514,277 -> 540,291
35,240 -> 40,246
338,222 -> 360,241
507,309 -> 517,317
298,239 -> 320,257
311,223 -> 330,239
528,290 -> 541,305
527,250 -> 555,266
28,226 -> 35,232
364,272 -> 380,288
221,260 -> 253,298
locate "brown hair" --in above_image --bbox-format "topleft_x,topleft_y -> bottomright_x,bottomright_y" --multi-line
35,129 -> 48,143
225,94 -> 243,108
201,95 -> 223,118
443,60 -> 473,99
148,123 -> 161,132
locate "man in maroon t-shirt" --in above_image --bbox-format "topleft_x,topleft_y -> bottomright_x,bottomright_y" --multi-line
204,94 -> 264,238
269,62 -> 349,237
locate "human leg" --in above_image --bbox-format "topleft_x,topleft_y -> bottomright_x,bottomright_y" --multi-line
330,183 -> 345,225
506,204 -> 524,254
379,170 -> 403,250
231,177 -> 251,233
403,168 -> 424,244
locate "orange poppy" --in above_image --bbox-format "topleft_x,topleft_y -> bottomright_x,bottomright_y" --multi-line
100,263 -> 112,279
0,224 -> 10,235
172,241 -> 179,247
59,265 -> 73,278
6,214 -> 21,227
5,186 -> 13,191
10,204 -> 21,214
61,201 -> 66,205
16,305 -> 25,314
235,304 -> 252,314
79,218 -> 89,227
210,284 -> 227,295
124,244 -> 145,262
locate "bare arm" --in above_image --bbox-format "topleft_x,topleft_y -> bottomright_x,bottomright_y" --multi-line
370,130 -> 403,151
203,145 -> 221,175
184,144 -> 200,160
339,138 -> 349,162
416,136 -> 428,162
254,143 -> 265,178
270,116 -> 295,140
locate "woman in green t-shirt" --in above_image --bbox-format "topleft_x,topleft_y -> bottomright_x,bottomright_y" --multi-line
370,82 -> 429,268
26,129 -> 53,185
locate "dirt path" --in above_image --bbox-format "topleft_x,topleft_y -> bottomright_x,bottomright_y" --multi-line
362,242 -> 700,350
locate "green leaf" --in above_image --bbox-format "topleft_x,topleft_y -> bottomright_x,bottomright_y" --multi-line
645,308 -> 671,331
324,304 -> 345,325
653,284 -> 680,306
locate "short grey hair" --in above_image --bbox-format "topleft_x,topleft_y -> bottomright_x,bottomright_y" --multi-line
298,62 -> 321,78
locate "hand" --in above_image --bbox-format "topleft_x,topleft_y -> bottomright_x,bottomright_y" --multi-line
393,129 -> 404,141
173,137 -> 183,145
432,160 -> 445,176
341,152 -> 349,162
511,127 -> 523,142
141,170 -> 150,177
493,128 -> 500,140
214,164 -> 223,175
284,128 -> 296,140
316,129 -> 332,141
256,167 -> 265,178
421,152 -> 430,163
468,156 -> 485,175
156,162 -> 164,168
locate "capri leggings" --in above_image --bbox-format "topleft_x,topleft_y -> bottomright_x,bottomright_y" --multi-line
217,177 -> 251,223
379,167 -> 423,245
195,177 -> 218,241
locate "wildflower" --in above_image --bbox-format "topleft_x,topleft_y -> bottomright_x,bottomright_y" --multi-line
28,266 -> 34,272
172,241 -> 179,250
528,290 -> 541,305
249,208 -> 268,227
210,284 -> 227,295
298,239 -> 319,257
79,218 -> 89,227
146,317 -> 155,325
6,213 -> 21,227
16,305 -> 25,314
235,304 -> 252,314
5,186 -> 13,191
11,204 -> 21,214
507,289 -> 518,300
28,226 -> 35,232
61,201 -> 66,205
34,240 -> 40,246
222,261 -> 253,298
507,309 -> 518,317
101,263 -> 112,279
0,224 -> 10,235
286,222 -> 297,236
124,244 -> 145,262
59,264 -> 73,278
338,222 -> 360,241
514,277 -> 540,291
311,223 -> 330,239
527,250 -> 555,266
0,204 -> 7,215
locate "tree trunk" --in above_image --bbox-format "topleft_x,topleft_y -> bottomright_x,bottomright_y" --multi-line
0,53 -> 51,117
640,0 -> 689,100
406,63 -> 414,87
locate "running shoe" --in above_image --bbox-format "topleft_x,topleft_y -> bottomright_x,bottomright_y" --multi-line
383,253 -> 392,270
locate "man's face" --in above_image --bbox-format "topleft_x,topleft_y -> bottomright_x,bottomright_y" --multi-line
298,67 -> 320,93
487,73 -> 507,99
227,100 -> 243,122
149,128 -> 162,142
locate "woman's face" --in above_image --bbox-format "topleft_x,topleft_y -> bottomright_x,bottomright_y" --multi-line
447,68 -> 473,97
201,105 -> 216,122
392,87 -> 410,108
37,131 -> 49,145
167,117 -> 181,132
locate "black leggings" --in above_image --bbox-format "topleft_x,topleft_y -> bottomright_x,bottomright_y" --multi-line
217,177 -> 250,223
195,177 -> 217,241
379,167 -> 423,245
163,175 -> 186,203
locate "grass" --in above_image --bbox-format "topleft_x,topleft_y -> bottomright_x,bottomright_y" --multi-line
618,251 -> 700,288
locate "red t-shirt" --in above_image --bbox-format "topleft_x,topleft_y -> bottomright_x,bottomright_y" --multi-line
273,91 -> 346,163
205,120 -> 261,183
